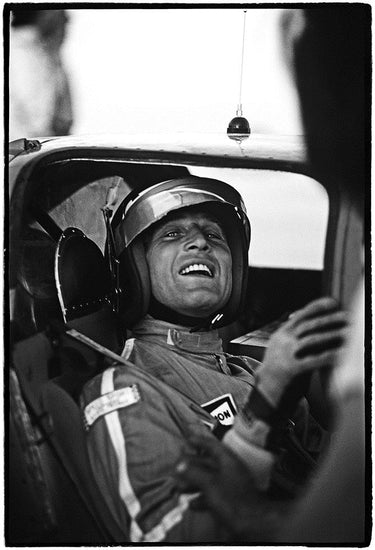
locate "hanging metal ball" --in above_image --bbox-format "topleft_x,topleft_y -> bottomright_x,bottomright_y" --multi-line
227,116 -> 251,141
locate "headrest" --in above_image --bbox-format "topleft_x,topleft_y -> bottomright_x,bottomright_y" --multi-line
55,228 -> 113,323
55,228 -> 124,354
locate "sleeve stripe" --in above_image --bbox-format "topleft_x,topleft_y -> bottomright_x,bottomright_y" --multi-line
100,368 -> 200,542
101,368 -> 144,541
142,493 -> 199,542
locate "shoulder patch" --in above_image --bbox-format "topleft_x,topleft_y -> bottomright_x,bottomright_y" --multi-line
84,384 -> 140,428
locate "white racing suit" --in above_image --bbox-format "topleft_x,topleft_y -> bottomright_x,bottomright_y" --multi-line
80,316 -> 306,542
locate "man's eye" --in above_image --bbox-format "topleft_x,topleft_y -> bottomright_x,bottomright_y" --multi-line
207,231 -> 223,240
165,230 -> 181,238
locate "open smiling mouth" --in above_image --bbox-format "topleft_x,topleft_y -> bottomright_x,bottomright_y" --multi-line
179,263 -> 214,278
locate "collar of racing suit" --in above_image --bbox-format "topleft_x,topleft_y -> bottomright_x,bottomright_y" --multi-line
130,315 -> 224,355
147,294 -> 209,328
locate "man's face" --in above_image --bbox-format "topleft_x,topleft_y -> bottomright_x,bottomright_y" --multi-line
145,209 -> 232,319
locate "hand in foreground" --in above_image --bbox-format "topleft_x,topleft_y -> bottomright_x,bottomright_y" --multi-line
258,297 -> 349,409
175,431 -> 287,541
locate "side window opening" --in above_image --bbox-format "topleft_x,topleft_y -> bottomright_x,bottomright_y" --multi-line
189,167 -> 329,271
187,167 -> 329,351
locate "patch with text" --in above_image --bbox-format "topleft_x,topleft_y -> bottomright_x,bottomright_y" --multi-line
84,384 -> 140,428
201,393 -> 237,426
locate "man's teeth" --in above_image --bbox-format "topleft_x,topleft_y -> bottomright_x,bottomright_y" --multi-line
180,264 -> 213,277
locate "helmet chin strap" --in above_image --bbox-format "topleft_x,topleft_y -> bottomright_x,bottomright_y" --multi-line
190,312 -> 225,332
148,295 -> 221,331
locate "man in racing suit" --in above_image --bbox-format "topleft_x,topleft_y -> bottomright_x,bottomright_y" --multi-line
80,177 -> 347,542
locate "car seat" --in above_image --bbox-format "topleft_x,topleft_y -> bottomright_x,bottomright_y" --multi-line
44,227 -> 127,537
9,227 -> 127,543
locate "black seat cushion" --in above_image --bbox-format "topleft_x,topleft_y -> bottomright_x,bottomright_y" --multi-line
40,380 -> 127,542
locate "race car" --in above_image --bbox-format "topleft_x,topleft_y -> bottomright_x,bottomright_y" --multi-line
7,133 -> 364,544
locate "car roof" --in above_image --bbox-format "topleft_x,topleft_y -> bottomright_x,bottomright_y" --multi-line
9,133 -> 308,172
8,134 -> 310,207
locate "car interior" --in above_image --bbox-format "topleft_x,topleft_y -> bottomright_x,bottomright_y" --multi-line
8,150 -> 363,544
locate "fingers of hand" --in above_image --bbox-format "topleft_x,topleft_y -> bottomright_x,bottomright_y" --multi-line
265,325 -> 346,379
287,297 -> 340,327
294,310 -> 348,338
296,327 -> 348,359
267,305 -> 346,360
280,302 -> 347,374
296,349 -> 343,371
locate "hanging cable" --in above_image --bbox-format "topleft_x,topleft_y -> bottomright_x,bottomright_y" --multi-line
227,9 -> 251,141
237,10 -> 247,116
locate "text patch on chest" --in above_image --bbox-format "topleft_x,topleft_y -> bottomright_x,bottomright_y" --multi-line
201,393 -> 237,426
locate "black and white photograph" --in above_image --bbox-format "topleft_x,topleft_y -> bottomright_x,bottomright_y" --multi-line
6,2 -> 370,545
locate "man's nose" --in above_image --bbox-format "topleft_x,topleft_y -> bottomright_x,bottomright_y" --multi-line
185,229 -> 210,251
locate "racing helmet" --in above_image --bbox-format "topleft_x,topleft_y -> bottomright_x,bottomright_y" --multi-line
111,176 -> 251,329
